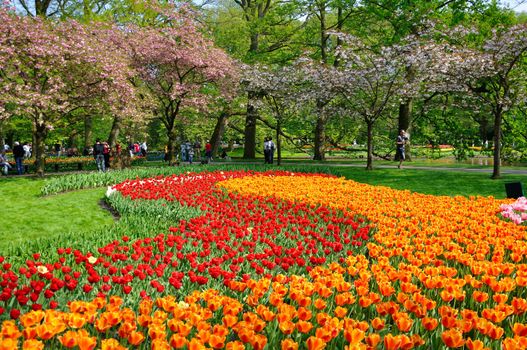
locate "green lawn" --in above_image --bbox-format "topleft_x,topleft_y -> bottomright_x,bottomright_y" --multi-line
0,176 -> 114,252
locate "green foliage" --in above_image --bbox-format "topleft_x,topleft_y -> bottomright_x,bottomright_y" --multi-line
40,164 -> 349,195
106,191 -> 202,222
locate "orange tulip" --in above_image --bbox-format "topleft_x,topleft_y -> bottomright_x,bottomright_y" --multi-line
100,338 -> 126,350
225,341 -> 245,350
371,317 -> 385,331
314,298 -> 327,310
513,323 -> 527,337
306,336 -> 326,350
208,334 -> 226,349
421,317 -> 439,331
383,334 -> 401,350
35,324 -> 55,341
170,334 -> 188,349
22,339 -> 44,350
279,320 -> 296,335
250,334 -> 267,350
395,316 -> 413,332
281,338 -> 298,350
58,330 -> 78,348
222,314 -> 239,328
334,306 -> 348,318
441,329 -> 465,348
296,320 -> 313,334
20,311 -> 45,329
365,333 -> 381,348
22,326 -> 37,340
152,338 -> 172,350
344,328 -> 364,344
77,335 -> 97,350
465,338 -> 486,350
127,330 -> 145,346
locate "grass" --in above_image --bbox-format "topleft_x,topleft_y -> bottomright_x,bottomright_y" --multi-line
0,176 -> 114,253
334,167 -> 527,198
1,163 -> 525,254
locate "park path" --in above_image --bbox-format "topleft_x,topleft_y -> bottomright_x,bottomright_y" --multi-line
2,160 -> 527,177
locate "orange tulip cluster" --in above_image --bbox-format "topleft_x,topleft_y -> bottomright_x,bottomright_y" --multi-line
218,175 -> 527,348
2,173 -> 527,349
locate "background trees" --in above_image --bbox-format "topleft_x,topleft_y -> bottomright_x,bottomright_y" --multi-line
1,0 -> 527,176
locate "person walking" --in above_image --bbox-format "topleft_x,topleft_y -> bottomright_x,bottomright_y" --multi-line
396,130 -> 408,169
93,139 -> 106,172
140,141 -> 148,157
267,137 -> 275,164
13,142 -> 25,175
205,141 -> 212,163
23,142 -> 31,159
103,141 -> 111,170
0,150 -> 11,175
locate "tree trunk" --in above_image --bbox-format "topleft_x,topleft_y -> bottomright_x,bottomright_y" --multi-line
276,118 -> 282,166
397,99 -> 412,161
35,0 -> 50,16
34,120 -> 48,177
319,6 -> 327,63
166,129 -> 177,165
243,91 -> 258,159
366,120 -> 374,170
108,116 -> 122,149
313,114 -> 326,161
491,106 -> 502,179
210,111 -> 228,158
250,33 -> 259,52
0,120 -> 4,151
84,115 -> 93,149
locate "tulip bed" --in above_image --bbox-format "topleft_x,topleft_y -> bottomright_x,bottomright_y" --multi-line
1,169 -> 527,349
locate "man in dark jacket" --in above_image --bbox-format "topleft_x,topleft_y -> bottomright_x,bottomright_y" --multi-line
93,139 -> 106,172
12,142 -> 25,175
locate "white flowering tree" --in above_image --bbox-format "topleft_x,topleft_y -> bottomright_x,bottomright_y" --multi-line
334,36 -> 407,170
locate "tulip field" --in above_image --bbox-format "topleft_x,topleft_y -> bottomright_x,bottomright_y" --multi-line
1,169 -> 527,349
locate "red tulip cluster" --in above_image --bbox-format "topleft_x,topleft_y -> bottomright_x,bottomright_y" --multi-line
0,171 -> 371,319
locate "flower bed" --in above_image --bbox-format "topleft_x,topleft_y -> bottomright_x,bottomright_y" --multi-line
1,170 -> 527,349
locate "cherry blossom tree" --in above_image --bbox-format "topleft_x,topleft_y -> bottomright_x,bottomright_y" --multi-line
294,59 -> 342,160
0,8 -> 139,175
334,36 -> 406,170
415,24 -> 527,178
241,64 -> 302,165
125,7 -> 238,163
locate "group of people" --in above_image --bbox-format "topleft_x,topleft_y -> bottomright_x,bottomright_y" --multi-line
128,141 -> 147,158
1,142 -> 31,175
93,139 -> 115,172
177,140 -> 212,164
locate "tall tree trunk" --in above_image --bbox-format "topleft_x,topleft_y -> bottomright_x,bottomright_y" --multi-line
34,119 -> 48,177
84,116 -> 93,149
210,111 -> 228,158
333,7 -> 343,68
166,131 -> 177,165
276,117 -> 281,166
319,5 -> 327,63
250,33 -> 259,52
491,106 -> 502,179
366,120 -> 374,170
108,116 -> 122,149
243,91 -> 258,159
35,0 -> 50,16
397,99 -> 413,160
0,120 -> 4,151
313,112 -> 326,161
